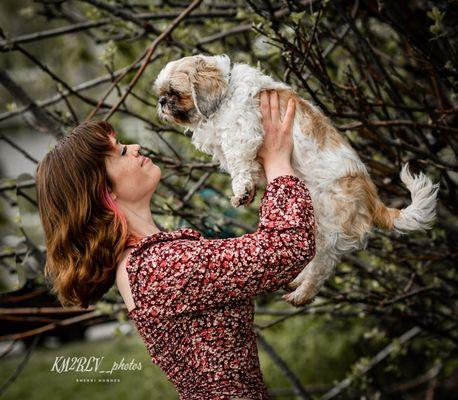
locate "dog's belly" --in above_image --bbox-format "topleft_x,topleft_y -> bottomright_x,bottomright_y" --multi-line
290,129 -> 372,250
190,94 -> 371,241
191,132 -> 230,171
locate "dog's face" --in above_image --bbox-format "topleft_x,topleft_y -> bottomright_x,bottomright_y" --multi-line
153,54 -> 231,126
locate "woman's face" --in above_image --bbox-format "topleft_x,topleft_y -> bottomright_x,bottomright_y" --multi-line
105,132 -> 161,203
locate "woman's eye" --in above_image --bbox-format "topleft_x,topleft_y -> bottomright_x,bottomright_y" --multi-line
121,145 -> 127,156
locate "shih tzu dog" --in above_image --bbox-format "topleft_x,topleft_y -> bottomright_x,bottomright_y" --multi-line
153,54 -> 440,306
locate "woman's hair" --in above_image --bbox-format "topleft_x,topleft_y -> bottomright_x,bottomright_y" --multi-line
35,120 -> 143,309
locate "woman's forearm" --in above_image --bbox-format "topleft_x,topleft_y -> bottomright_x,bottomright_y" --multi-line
263,158 -> 297,183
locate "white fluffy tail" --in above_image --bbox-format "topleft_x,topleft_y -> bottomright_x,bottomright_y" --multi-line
393,162 -> 440,234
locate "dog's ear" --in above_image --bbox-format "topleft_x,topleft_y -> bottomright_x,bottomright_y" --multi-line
209,54 -> 231,77
187,57 -> 229,119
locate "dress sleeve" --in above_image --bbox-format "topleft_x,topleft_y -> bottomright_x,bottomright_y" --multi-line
149,174 -> 316,317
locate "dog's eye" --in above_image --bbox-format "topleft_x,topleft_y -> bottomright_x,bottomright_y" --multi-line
168,89 -> 180,97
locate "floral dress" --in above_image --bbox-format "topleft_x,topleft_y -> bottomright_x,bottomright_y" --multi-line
126,175 -> 317,399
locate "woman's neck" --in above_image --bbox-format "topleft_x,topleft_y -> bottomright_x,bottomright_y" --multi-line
117,199 -> 161,237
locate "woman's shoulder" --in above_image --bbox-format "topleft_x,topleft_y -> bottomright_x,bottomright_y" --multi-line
115,248 -> 136,312
122,245 -> 132,260
116,247 -> 133,277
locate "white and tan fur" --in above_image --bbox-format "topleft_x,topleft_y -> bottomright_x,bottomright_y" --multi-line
153,54 -> 440,306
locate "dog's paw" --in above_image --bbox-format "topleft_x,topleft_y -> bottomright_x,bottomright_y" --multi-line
282,291 -> 316,307
287,279 -> 301,290
230,194 -> 243,208
230,186 -> 256,207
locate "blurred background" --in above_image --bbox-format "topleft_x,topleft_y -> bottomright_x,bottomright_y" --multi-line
0,0 -> 457,399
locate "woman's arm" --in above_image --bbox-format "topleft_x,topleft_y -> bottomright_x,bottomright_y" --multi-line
146,173 -> 316,317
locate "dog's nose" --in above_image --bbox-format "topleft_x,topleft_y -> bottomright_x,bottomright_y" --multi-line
159,96 -> 167,107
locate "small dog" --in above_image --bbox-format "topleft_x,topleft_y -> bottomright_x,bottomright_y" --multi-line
153,54 -> 440,306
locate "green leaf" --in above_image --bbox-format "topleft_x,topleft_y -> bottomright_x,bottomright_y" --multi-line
426,6 -> 444,23
98,40 -> 117,66
290,11 -> 306,25
95,301 -> 114,315
6,102 -> 17,112
19,6 -> 35,19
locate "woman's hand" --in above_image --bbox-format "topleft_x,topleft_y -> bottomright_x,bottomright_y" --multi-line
257,90 -> 297,183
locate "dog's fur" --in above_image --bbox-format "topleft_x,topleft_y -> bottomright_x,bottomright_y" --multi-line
153,54 -> 440,306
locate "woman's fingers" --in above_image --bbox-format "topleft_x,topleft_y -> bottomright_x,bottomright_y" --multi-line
281,98 -> 296,132
259,90 -> 271,123
260,91 -> 296,135
270,91 -> 280,123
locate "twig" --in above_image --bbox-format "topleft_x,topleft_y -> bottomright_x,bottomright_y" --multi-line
0,333 -> 41,396
256,331 -> 312,400
320,326 -> 422,400
91,0 -> 204,121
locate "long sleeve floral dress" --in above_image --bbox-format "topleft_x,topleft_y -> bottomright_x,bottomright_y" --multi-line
125,174 -> 317,399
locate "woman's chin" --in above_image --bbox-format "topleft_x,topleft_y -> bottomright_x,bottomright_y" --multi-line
152,165 -> 161,183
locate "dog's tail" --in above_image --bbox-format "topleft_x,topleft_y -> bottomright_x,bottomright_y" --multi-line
373,163 -> 440,234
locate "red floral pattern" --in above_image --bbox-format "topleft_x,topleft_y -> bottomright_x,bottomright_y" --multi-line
126,175 -> 316,399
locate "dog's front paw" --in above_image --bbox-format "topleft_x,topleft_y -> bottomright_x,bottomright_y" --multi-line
230,186 -> 256,207
230,193 -> 250,207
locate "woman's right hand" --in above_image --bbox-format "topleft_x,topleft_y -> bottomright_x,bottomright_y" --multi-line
257,90 -> 297,182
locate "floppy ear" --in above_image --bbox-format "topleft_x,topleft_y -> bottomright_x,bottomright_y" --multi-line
187,58 -> 229,119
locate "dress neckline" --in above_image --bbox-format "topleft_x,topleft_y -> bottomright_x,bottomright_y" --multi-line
126,227 -> 202,257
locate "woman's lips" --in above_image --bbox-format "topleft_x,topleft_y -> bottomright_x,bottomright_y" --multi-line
142,156 -> 151,166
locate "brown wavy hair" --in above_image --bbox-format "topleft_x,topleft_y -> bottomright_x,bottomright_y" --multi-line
35,120 -> 144,309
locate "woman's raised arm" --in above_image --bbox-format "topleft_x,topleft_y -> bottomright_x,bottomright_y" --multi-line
140,173 -> 316,318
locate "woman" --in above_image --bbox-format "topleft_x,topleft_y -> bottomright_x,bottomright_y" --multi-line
35,91 -> 316,399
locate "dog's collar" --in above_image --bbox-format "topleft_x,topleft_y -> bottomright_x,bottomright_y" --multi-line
224,61 -> 233,98
226,60 -> 234,85
226,60 -> 233,85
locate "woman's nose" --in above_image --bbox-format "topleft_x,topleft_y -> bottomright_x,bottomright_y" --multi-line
129,144 -> 141,156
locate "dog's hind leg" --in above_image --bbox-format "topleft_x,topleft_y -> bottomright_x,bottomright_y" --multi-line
282,249 -> 338,306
